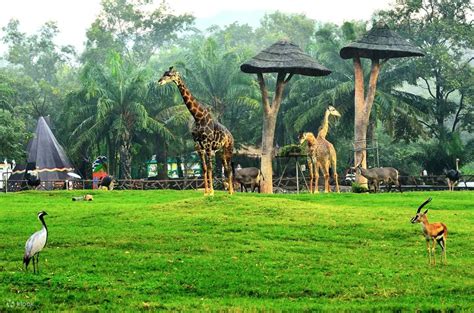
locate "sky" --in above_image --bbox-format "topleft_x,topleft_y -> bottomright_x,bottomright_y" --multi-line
0,0 -> 395,53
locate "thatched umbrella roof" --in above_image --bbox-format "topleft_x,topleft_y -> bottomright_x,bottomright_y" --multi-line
241,40 -> 331,76
340,23 -> 424,60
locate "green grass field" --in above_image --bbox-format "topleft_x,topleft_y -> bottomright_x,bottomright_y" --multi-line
0,190 -> 473,311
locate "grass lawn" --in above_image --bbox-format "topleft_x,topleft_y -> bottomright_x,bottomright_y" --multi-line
0,190 -> 473,311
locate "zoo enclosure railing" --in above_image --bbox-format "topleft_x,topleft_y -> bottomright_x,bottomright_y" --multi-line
3,174 -> 474,193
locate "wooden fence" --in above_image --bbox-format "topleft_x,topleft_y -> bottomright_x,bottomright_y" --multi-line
3,174 -> 474,193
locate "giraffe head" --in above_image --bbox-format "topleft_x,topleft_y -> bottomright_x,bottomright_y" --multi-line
158,66 -> 181,86
299,132 -> 315,145
327,105 -> 341,117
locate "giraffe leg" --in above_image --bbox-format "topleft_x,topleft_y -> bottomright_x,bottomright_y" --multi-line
222,147 -> 233,195
331,161 -> 340,193
206,150 -> 214,196
330,149 -> 339,193
197,148 -> 208,195
323,161 -> 330,193
314,162 -> 320,194
307,158 -> 314,193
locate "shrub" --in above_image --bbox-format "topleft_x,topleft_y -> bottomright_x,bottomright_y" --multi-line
351,182 -> 368,193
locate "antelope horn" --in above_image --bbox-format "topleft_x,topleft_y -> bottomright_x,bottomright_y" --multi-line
417,197 -> 432,213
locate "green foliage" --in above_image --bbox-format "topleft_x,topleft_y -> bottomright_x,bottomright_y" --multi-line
378,0 -> 474,138
82,0 -> 194,65
351,182 -> 368,193
277,144 -> 303,157
0,110 -> 30,161
1,4 -> 473,179
460,161 -> 474,174
68,52 -> 161,179
0,190 -> 473,311
256,11 -> 316,49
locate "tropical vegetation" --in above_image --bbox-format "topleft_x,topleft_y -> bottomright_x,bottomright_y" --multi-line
0,0 -> 472,179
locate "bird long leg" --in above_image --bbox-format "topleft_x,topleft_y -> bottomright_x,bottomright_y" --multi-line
37,253 -> 40,273
32,255 -> 36,274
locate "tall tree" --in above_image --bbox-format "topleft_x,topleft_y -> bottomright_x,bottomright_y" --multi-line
2,20 -> 77,119
83,0 -> 194,65
378,0 -> 474,172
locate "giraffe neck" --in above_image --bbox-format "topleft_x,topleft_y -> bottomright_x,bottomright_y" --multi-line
306,133 -> 317,147
318,110 -> 330,139
175,79 -> 210,123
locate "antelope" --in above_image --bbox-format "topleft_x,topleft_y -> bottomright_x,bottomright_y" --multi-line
355,162 -> 402,193
410,198 -> 448,265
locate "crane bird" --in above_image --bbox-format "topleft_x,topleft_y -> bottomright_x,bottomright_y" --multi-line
24,211 -> 48,273
445,158 -> 461,191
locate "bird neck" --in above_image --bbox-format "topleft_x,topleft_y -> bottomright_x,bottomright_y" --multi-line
39,215 -> 47,231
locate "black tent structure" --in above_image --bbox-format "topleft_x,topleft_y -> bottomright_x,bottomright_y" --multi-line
8,116 -> 76,190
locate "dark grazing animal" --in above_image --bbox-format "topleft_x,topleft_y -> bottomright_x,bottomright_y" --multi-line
99,175 -> 113,190
355,164 -> 402,193
225,167 -> 264,193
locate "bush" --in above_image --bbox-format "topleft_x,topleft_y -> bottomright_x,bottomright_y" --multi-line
278,144 -> 303,157
351,182 -> 368,193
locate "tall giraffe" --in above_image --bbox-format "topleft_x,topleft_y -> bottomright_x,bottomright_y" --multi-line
158,67 -> 234,195
299,106 -> 341,193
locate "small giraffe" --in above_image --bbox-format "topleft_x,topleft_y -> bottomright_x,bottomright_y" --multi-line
317,106 -> 341,140
299,106 -> 341,193
158,67 -> 234,195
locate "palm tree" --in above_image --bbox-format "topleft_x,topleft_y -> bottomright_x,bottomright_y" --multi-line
69,52 -> 165,179
179,38 -> 261,146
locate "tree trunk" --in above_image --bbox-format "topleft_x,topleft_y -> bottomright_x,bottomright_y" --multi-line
119,131 -> 132,179
353,57 -> 367,186
156,133 -> 168,179
257,72 -> 292,194
353,57 -> 381,187
119,142 -> 132,179
260,110 -> 278,193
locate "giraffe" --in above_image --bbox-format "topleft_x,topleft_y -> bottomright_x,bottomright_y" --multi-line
299,106 -> 341,193
158,67 -> 234,195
